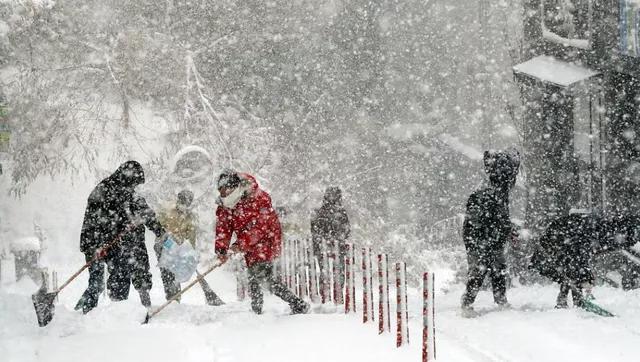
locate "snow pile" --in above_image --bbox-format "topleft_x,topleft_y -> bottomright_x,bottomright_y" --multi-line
10,237 -> 40,252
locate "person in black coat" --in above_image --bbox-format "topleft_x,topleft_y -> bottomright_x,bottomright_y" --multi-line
311,187 -> 351,290
75,161 -> 168,313
530,213 -> 639,308
461,150 -> 520,311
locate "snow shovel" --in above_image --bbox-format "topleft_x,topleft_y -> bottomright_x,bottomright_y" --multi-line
143,255 -> 231,324
32,227 -> 132,327
197,270 -> 225,306
567,283 -> 615,317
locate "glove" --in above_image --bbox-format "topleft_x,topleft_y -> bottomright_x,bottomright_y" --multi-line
94,247 -> 108,259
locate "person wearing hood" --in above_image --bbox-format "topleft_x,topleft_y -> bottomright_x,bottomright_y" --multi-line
310,186 -> 350,293
214,170 -> 309,315
530,213 -> 639,308
461,150 -> 520,313
75,161 -> 166,314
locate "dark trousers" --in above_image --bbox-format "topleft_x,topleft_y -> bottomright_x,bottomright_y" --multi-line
107,241 -> 152,301
248,261 -> 305,314
556,282 -> 583,307
462,246 -> 508,307
75,254 -> 105,314
153,242 -> 181,300
76,241 -> 153,313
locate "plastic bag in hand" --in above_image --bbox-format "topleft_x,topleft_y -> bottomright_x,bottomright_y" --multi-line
158,235 -> 198,283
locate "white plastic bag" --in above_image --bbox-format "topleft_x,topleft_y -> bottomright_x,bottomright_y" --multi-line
158,236 -> 198,283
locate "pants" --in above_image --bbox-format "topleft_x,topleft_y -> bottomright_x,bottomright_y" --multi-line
153,242 -> 181,300
462,245 -> 508,307
317,253 -> 345,298
556,282 -> 583,307
107,240 -> 152,301
75,240 -> 153,313
75,254 -> 105,314
247,261 -> 306,314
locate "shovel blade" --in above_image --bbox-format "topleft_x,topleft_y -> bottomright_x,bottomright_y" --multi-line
32,291 -> 58,327
142,312 -> 151,324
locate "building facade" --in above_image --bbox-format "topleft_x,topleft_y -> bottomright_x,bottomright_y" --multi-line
516,0 -> 640,234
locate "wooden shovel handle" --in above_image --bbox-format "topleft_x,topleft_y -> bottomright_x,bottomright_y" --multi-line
56,225 -> 135,293
145,256 -> 231,321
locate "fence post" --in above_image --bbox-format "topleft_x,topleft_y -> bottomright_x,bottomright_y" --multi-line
309,254 -> 320,303
333,242 -> 344,306
423,272 -> 436,361
294,239 -> 301,297
345,243 -> 356,313
52,270 -> 59,301
362,247 -> 374,322
321,250 -> 331,304
396,262 -> 409,347
378,254 -> 390,334
300,239 -> 309,300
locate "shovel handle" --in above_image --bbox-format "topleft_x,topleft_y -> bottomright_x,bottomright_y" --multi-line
145,256 -> 231,323
55,226 -> 134,293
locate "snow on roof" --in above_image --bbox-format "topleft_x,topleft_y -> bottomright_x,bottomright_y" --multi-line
513,55 -> 600,88
10,237 -> 41,252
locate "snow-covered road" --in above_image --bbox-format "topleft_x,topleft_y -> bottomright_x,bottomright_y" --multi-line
2,263 -> 640,362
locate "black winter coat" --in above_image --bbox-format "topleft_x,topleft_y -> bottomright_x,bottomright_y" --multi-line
80,161 -> 164,254
311,204 -> 350,256
462,186 -> 512,258
530,213 -> 638,284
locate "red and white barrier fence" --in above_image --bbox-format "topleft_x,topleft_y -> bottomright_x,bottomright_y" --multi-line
378,254 -> 391,334
333,242 -> 344,306
396,262 -> 409,347
309,256 -> 320,303
362,247 -> 374,323
278,237 -> 437,360
423,272 -> 436,361
345,243 -> 356,313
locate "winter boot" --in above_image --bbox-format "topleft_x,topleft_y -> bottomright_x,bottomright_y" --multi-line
291,300 -> 310,315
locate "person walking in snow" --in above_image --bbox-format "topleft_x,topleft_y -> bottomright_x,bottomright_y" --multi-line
310,186 -> 350,292
530,212 -> 639,308
158,190 -> 223,304
461,150 -> 520,313
75,161 -> 167,314
214,170 -> 309,315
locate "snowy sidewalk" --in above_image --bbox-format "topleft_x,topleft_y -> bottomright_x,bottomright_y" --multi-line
2,266 -> 640,362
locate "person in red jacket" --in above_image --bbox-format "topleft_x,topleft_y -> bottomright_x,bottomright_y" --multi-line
214,170 -> 309,314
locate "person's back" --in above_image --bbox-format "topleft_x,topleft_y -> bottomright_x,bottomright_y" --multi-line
310,187 -> 350,257
462,186 -> 510,254
159,202 -> 197,248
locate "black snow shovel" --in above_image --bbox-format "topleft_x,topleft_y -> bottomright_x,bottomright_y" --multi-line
197,270 -> 225,306
143,255 -> 232,324
32,228 -> 132,327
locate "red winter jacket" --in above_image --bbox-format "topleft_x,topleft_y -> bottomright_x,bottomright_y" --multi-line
214,173 -> 282,266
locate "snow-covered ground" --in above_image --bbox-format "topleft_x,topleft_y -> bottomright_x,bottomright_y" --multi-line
2,260 -> 640,362
2,176 -> 640,362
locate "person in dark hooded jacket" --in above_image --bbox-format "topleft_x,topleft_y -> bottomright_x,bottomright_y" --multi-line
75,161 -> 167,314
530,213 -> 638,308
461,150 -> 520,312
311,187 -> 350,291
